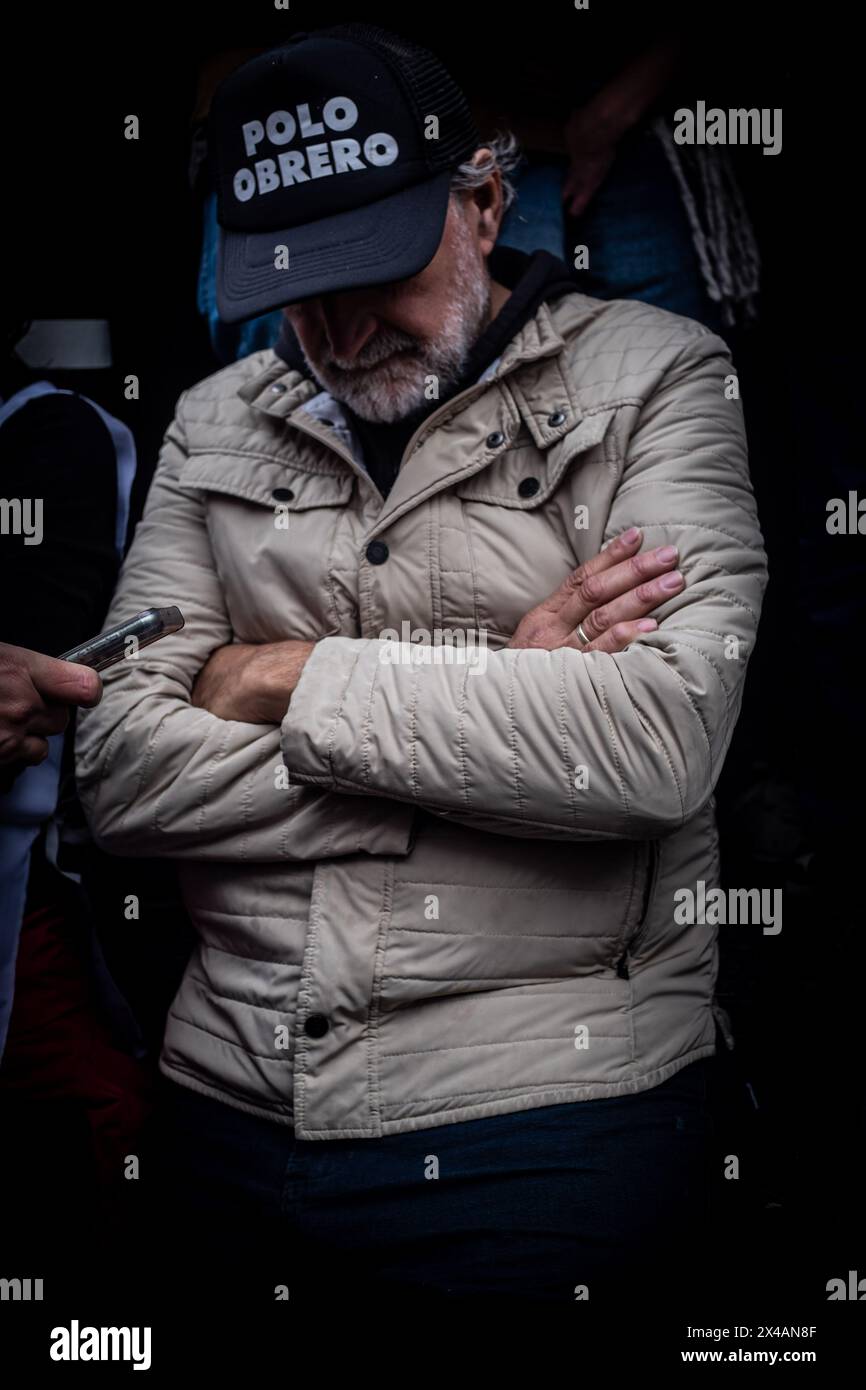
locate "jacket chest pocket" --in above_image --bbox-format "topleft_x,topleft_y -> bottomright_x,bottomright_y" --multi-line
445,411 -> 618,637
446,445 -> 582,638
180,455 -> 357,643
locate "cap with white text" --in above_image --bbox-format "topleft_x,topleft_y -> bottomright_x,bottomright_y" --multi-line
210,23 -> 482,323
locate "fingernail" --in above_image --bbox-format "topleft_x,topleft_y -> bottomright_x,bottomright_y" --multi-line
655,545 -> 678,563
637,619 -> 657,631
621,527 -> 641,544
660,570 -> 684,591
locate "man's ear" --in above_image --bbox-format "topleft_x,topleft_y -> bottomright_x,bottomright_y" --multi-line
468,149 -> 504,256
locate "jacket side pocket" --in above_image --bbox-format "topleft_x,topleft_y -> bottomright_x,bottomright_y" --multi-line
615,839 -> 661,978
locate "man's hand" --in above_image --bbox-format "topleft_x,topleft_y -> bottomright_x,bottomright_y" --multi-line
0,642 -> 102,778
191,530 -> 681,719
507,527 -> 684,652
190,639 -> 315,723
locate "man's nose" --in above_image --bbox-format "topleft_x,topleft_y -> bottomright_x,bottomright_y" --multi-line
319,295 -> 379,362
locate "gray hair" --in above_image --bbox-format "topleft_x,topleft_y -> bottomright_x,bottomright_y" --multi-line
449,132 -> 523,213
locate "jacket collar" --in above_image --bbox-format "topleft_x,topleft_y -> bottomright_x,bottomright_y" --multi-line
236,295 -> 605,524
238,299 -> 588,428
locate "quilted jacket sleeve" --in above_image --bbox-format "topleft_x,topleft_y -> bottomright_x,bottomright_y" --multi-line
281,334 -> 768,841
74,392 -> 414,862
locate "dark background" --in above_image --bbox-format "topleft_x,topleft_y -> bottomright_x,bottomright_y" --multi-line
1,0 -> 863,1354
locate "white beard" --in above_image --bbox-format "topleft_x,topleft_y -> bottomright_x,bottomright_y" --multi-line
300,209 -> 492,424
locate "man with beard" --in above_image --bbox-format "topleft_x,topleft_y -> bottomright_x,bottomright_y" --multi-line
76,23 -> 766,1306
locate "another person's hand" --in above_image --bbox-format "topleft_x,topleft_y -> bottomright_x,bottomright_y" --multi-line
562,36 -> 684,218
507,527 -> 684,653
0,642 -> 102,772
561,104 -> 621,218
190,639 -> 315,723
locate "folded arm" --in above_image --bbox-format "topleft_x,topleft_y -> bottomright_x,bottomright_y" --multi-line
74,393 -> 413,862
281,336 -> 768,841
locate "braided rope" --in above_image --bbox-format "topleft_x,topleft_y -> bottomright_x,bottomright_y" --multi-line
651,116 -> 761,327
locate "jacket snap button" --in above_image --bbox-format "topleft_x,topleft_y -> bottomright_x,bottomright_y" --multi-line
518,477 -> 540,498
270,382 -> 288,395
272,487 -> 294,502
304,1014 -> 330,1039
486,431 -> 505,449
547,410 -> 566,427
366,540 -> 389,565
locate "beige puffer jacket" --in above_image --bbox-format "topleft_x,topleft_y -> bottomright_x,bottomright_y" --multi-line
75,291 -> 767,1138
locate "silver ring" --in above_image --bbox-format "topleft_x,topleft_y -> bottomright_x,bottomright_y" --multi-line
576,620 -> 591,647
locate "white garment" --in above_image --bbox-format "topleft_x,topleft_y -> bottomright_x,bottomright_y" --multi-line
0,380 -> 136,1056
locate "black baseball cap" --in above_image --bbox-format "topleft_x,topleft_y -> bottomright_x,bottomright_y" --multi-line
210,23 -> 482,323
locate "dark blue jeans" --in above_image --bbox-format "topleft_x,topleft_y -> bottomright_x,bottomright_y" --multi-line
147,1060 -> 712,1305
500,125 -> 728,338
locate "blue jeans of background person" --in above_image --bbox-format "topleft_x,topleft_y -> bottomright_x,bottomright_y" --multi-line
499,126 -> 727,337
498,158 -> 572,262
147,1059 -> 712,1305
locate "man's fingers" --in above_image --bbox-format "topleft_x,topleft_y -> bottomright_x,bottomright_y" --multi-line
39,660 -> 103,708
66,664 -> 103,708
543,527 -> 643,615
24,648 -> 102,708
578,567 -> 685,642
510,532 -> 683,652
27,703 -> 71,738
557,543 -> 681,631
10,735 -> 51,768
582,619 -> 658,655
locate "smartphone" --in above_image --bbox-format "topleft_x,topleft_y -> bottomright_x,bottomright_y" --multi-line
58,606 -> 185,672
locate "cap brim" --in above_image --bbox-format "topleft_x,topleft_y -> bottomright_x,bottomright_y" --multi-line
216,171 -> 453,324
